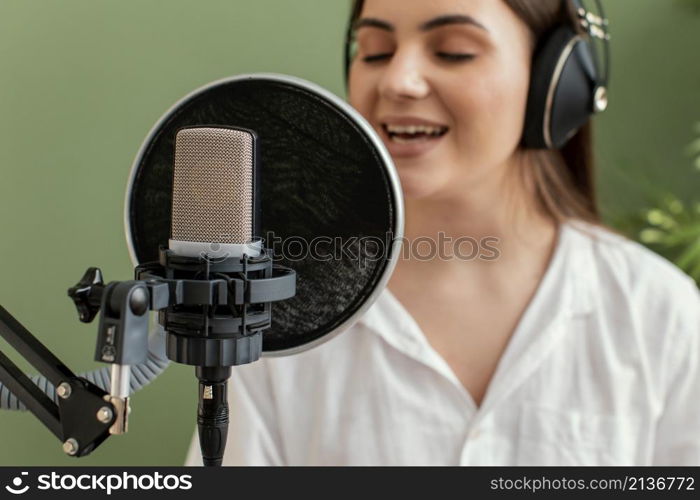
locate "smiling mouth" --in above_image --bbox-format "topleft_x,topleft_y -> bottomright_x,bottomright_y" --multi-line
382,123 -> 449,144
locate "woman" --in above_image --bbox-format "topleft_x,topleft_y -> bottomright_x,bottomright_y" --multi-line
185,0 -> 700,465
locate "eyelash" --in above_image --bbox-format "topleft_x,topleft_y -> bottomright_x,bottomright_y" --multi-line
436,52 -> 476,62
362,53 -> 393,63
362,52 -> 476,64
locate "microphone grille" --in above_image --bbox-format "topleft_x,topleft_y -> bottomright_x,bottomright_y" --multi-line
171,127 -> 254,245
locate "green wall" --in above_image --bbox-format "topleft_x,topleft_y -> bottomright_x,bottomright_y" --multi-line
0,0 -> 698,466
595,0 -> 700,218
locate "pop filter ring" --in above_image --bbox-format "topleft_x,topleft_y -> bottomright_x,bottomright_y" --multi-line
124,73 -> 404,357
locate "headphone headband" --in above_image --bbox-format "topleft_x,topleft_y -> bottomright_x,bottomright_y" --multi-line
573,0 -> 611,92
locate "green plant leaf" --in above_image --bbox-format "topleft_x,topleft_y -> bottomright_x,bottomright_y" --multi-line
676,239 -> 700,270
688,137 -> 700,154
614,122 -> 700,287
639,228 -> 666,244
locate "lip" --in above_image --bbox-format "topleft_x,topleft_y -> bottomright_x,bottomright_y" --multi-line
377,115 -> 449,159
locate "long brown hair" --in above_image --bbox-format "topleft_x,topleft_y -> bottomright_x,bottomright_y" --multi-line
346,0 -> 601,225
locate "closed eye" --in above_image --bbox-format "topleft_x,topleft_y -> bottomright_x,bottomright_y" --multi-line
436,52 -> 476,62
363,52 -> 476,64
363,53 -> 393,63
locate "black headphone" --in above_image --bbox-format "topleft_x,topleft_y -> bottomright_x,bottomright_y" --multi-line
344,0 -> 610,150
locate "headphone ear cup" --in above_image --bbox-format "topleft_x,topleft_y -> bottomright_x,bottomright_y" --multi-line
523,25 -> 598,149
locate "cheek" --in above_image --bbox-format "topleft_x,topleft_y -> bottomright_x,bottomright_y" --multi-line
449,60 -> 531,154
348,68 -> 377,122
489,63 -> 531,130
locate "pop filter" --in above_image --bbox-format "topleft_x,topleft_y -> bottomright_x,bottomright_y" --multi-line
125,74 -> 403,356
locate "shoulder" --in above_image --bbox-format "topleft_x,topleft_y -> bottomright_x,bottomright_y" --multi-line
566,219 -> 699,334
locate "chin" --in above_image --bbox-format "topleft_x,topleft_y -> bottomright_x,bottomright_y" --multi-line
395,168 -> 446,201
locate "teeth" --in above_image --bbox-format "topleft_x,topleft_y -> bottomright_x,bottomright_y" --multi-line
385,124 -> 446,136
392,136 -> 419,144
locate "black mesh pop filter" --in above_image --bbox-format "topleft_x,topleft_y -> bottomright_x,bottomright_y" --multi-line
124,74 -> 403,356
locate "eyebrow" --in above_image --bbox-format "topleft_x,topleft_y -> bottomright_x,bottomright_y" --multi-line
421,14 -> 488,33
354,17 -> 394,32
354,14 -> 489,34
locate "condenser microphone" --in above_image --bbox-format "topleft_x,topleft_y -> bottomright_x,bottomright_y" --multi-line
169,126 -> 265,467
169,126 -> 262,259
130,121 -> 296,466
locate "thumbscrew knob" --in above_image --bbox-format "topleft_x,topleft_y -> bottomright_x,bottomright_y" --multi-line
67,268 -> 105,323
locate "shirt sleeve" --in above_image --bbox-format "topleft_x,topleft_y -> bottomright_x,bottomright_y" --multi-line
183,359 -> 286,466
652,278 -> 700,465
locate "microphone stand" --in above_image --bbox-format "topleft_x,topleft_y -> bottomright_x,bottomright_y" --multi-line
0,268 -> 150,457
0,247 -> 295,465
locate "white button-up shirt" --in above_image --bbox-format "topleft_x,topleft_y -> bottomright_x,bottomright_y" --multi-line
184,221 -> 700,466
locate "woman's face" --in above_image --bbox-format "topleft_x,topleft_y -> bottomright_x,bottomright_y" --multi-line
348,0 -> 534,200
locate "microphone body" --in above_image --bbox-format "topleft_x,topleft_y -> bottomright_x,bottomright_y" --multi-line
168,126 -> 264,466
133,125 -> 294,466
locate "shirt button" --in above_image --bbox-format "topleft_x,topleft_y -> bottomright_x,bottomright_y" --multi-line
469,428 -> 482,439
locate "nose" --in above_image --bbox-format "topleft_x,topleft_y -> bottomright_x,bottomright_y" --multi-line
378,47 -> 430,102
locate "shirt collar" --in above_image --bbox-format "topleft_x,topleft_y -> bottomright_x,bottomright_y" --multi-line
358,220 -> 596,352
